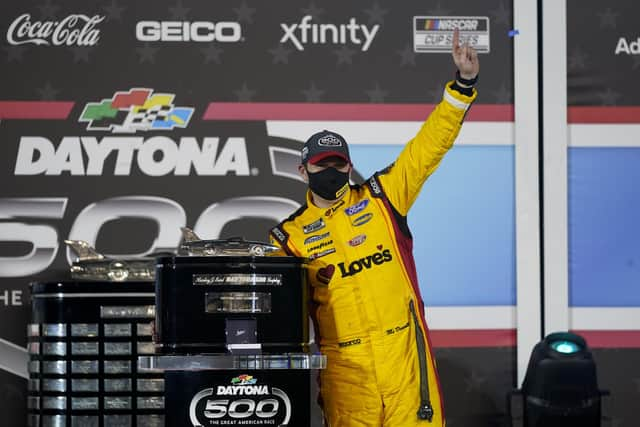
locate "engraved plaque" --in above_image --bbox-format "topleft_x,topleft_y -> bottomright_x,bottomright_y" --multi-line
72,379 -> 99,392
71,397 -> 99,410
104,360 -> 131,374
101,305 -> 155,319
27,342 -> 40,355
205,292 -> 272,313
27,396 -> 39,410
43,360 -> 66,375
71,360 -> 99,374
27,324 -> 40,337
72,342 -> 99,355
105,378 -> 132,392
42,396 -> 67,410
104,342 -> 132,355
137,396 -> 164,410
28,360 -> 40,374
104,396 -> 131,410
136,342 -> 155,354
27,414 -> 39,427
105,323 -> 132,337
71,416 -> 99,427
193,273 -> 282,286
136,323 -> 153,336
136,379 -> 164,392
103,414 -> 131,427
71,323 -> 99,337
43,342 -> 66,356
136,415 -> 164,427
43,378 -> 66,392
42,415 -> 65,427
43,323 -> 67,337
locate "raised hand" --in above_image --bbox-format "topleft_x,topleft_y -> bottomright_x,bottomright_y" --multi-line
452,28 -> 480,80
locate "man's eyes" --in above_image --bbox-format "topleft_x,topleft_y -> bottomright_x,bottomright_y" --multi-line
317,162 -> 348,168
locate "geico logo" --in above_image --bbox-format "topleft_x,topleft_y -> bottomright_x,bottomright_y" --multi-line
338,248 -> 392,277
14,136 -> 250,176
136,21 -> 242,42
435,19 -> 479,31
280,15 -> 379,51
615,37 -> 640,55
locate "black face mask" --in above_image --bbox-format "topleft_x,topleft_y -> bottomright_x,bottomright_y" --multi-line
307,167 -> 349,201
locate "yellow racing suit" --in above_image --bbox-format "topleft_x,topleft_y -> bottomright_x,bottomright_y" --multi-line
270,82 -> 476,426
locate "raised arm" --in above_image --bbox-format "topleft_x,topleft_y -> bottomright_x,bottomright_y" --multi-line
376,28 -> 480,215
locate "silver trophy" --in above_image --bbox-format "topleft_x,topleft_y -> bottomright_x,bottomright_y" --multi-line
179,227 -> 280,257
65,240 -> 159,282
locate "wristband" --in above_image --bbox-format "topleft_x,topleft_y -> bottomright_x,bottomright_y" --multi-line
455,70 -> 478,86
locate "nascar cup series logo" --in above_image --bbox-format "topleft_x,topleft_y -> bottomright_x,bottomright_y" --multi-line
189,375 -> 292,426
413,16 -> 490,53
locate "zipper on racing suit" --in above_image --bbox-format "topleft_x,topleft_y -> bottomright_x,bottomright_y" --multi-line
409,299 -> 434,422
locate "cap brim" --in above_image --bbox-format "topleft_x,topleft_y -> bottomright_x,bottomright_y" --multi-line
307,152 -> 350,165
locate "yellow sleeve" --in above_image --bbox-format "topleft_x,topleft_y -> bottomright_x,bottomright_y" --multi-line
377,81 -> 477,215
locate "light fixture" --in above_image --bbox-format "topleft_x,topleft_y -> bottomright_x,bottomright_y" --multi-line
508,332 -> 609,427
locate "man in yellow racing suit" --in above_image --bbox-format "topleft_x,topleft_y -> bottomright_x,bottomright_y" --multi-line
269,31 -> 478,426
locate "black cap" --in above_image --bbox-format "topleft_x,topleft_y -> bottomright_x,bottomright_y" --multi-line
301,130 -> 351,165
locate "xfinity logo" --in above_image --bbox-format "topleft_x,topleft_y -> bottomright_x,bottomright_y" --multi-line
136,21 -> 242,42
280,15 -> 379,51
615,37 -> 640,55
338,248 -> 392,277
14,136 -> 250,176
7,13 -> 104,46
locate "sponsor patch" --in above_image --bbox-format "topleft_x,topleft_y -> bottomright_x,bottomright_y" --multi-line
368,176 -> 382,196
352,212 -> 373,227
307,240 -> 333,253
338,247 -> 392,277
324,199 -> 345,217
309,247 -> 336,260
344,199 -> 369,216
304,232 -> 330,245
303,218 -> 325,234
270,226 -> 287,243
348,234 -> 367,247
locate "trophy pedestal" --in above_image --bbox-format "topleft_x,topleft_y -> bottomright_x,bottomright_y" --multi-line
138,354 -> 326,426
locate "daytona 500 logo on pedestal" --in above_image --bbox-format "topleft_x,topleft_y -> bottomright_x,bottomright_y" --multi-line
166,370 -> 311,426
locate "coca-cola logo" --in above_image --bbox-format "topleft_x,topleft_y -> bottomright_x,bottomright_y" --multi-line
6,13 -> 104,46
